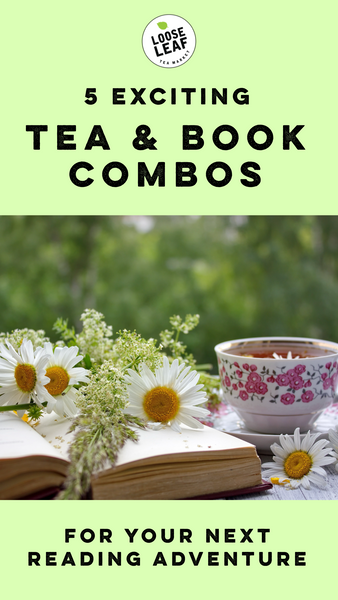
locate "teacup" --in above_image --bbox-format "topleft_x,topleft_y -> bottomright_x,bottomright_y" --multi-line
214,336 -> 338,434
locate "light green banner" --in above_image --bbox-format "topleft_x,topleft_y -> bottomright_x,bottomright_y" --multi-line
0,500 -> 333,599
2,1 -> 336,214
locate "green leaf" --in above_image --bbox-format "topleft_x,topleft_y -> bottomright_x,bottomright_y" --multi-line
83,353 -> 93,370
157,22 -> 167,30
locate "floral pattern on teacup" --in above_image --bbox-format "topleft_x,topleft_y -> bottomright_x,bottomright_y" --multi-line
219,358 -> 338,405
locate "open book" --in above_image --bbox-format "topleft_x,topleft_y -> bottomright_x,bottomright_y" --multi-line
0,412 -> 267,500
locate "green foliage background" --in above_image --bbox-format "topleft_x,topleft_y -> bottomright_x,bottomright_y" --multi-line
1,215 -> 337,369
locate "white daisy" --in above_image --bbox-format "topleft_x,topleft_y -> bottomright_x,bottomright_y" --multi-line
0,338 -> 54,412
42,342 -> 90,418
262,427 -> 336,489
328,425 -> 338,471
124,356 -> 209,432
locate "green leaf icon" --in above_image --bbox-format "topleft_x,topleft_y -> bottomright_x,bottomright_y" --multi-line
157,22 -> 168,30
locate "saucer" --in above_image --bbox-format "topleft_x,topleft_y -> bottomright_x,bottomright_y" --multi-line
208,403 -> 338,454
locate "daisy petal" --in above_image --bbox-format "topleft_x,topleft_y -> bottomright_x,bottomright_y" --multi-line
123,356 -> 207,431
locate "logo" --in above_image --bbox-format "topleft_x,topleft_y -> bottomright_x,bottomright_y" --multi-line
142,15 -> 196,68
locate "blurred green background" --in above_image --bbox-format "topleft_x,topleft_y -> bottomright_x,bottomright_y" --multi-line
1,215 -> 337,369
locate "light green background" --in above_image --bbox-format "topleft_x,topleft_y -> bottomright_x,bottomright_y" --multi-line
3,0 -> 337,214
0,500 -> 332,599
1,1 -> 337,597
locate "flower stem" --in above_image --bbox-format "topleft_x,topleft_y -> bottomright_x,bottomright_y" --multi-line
88,426 -> 102,448
173,329 -> 180,359
122,355 -> 142,373
0,401 -> 47,412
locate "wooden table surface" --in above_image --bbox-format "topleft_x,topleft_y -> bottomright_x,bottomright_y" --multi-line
228,458 -> 338,500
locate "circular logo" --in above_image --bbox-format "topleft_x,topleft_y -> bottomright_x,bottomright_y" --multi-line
142,15 -> 196,68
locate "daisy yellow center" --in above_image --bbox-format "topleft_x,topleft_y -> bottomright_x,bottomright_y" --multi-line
284,451 -> 312,479
45,366 -> 69,396
14,364 -> 37,393
143,386 -> 180,422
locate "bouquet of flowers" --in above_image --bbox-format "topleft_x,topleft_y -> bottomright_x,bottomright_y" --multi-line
0,310 -> 220,499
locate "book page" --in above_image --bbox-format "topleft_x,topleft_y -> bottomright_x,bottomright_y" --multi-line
34,413 -> 74,460
114,423 -> 256,468
36,414 -> 257,466
0,412 -> 66,460
3,412 -> 256,467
